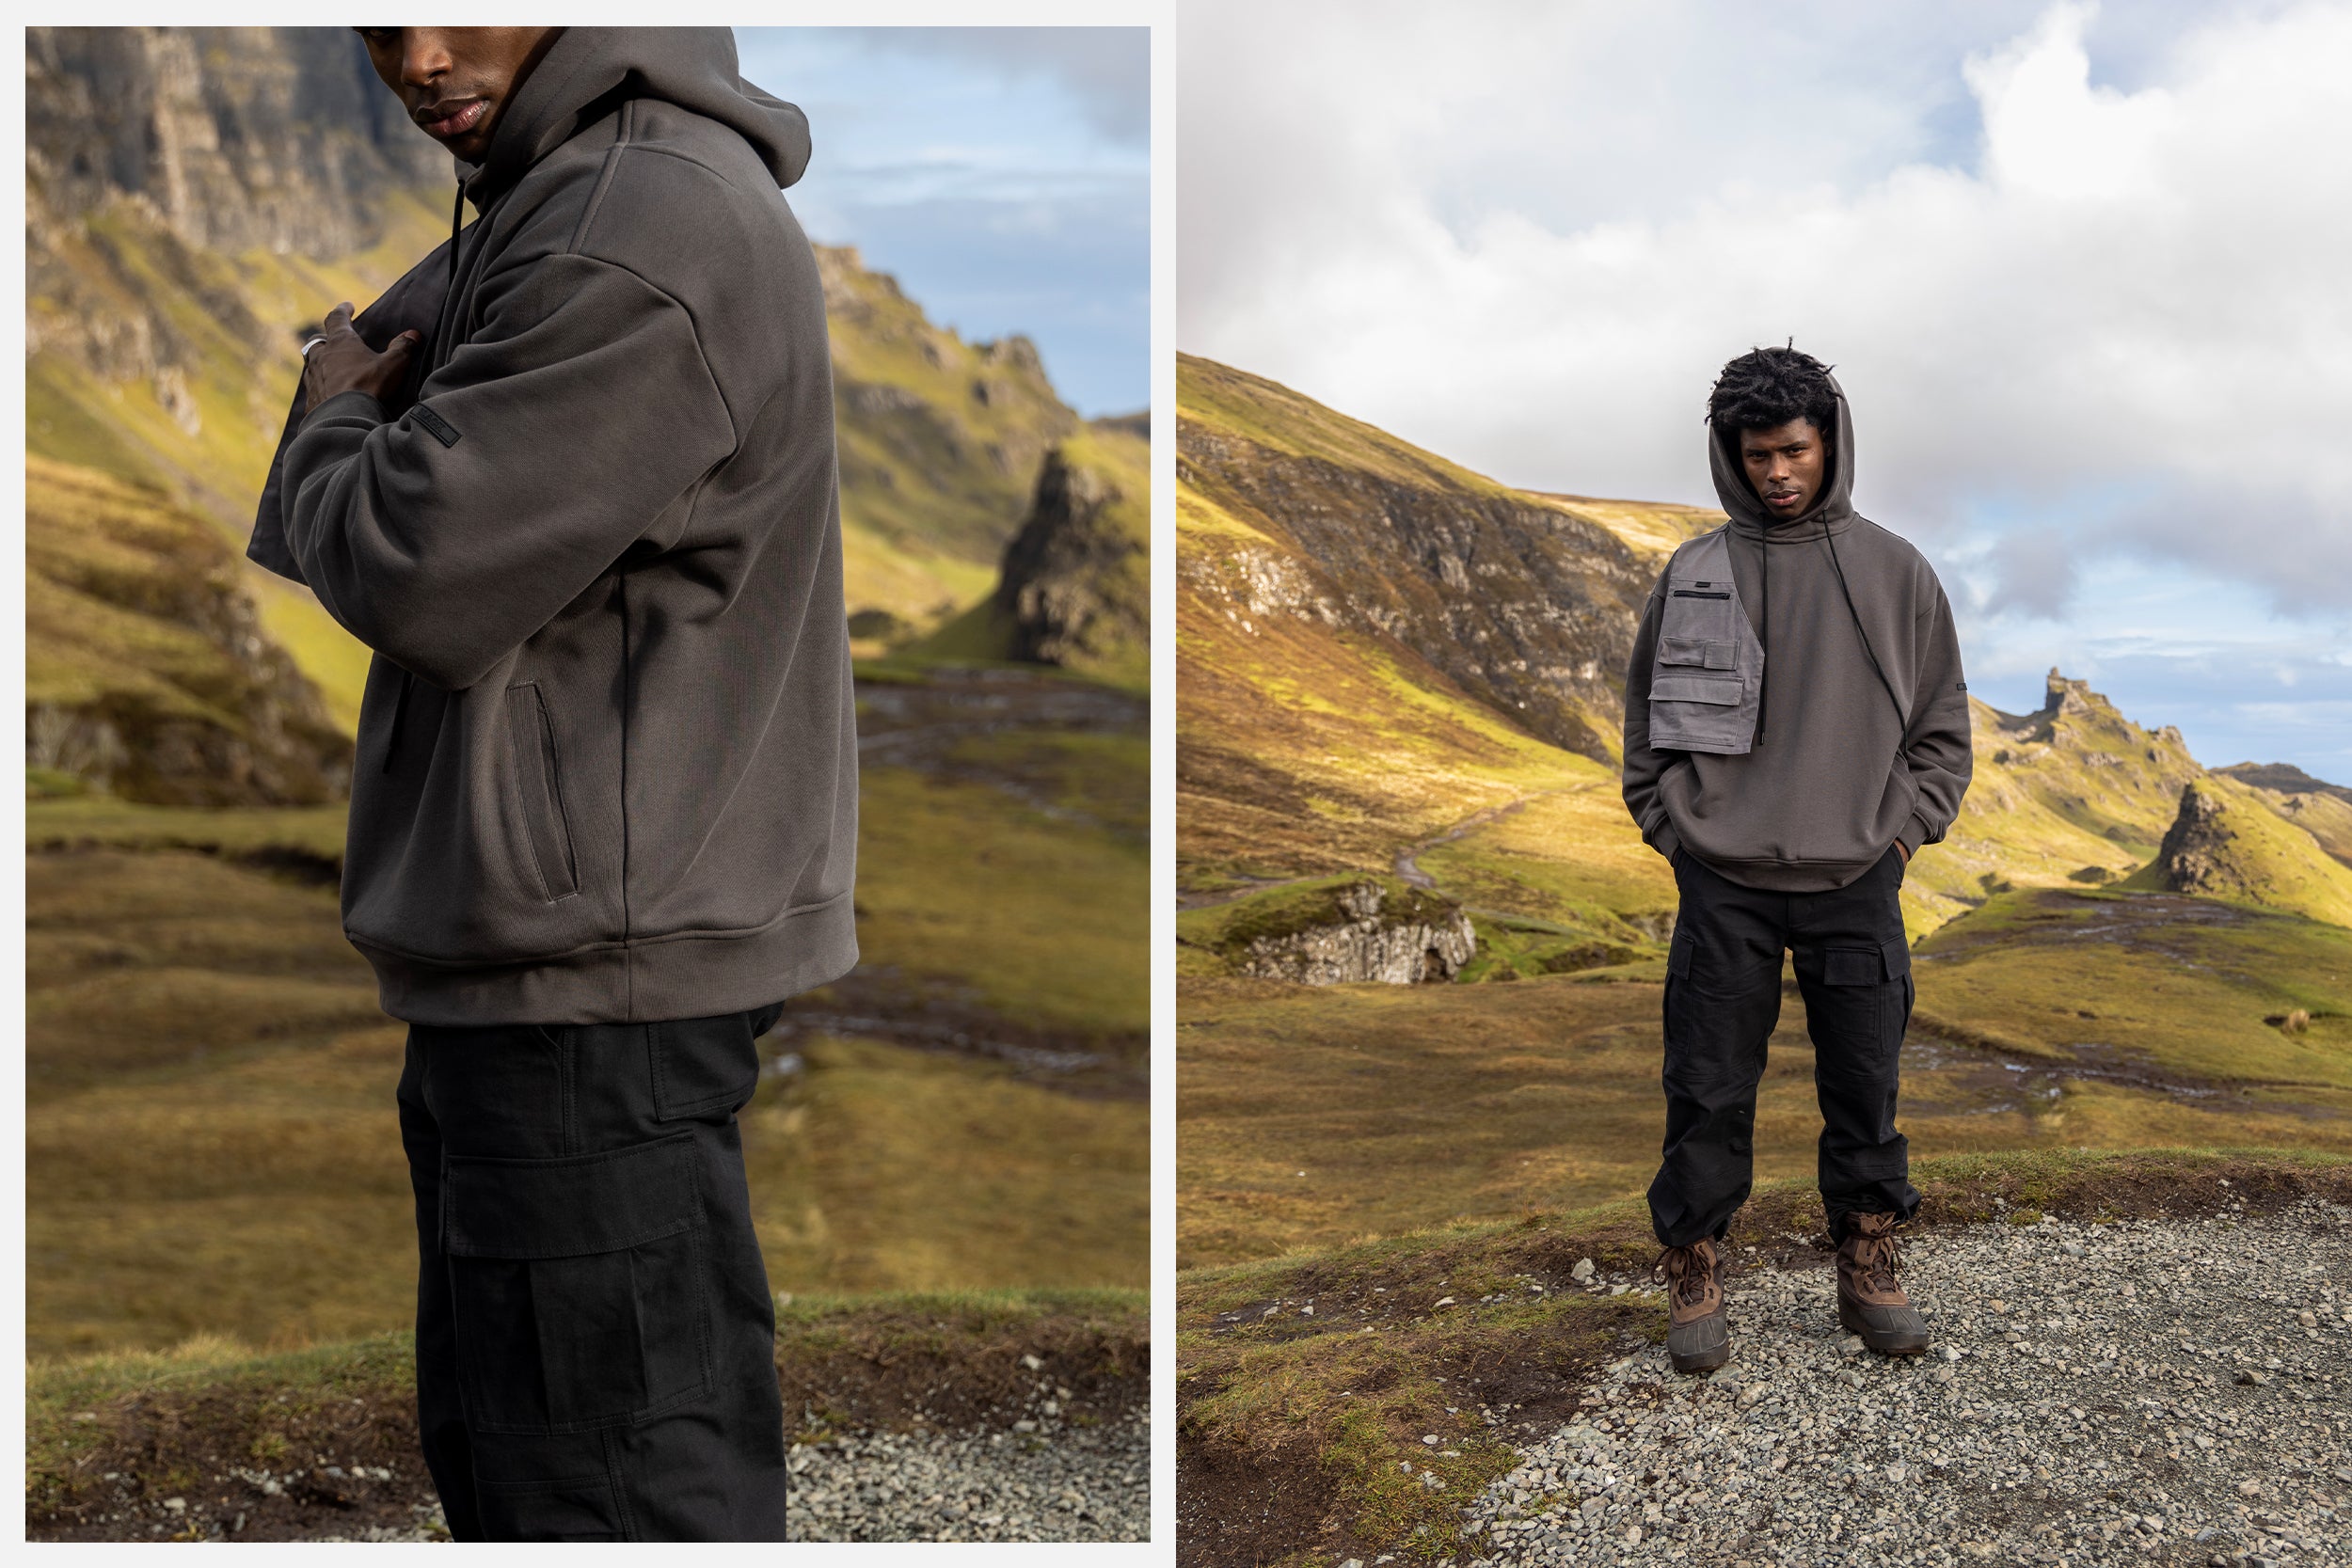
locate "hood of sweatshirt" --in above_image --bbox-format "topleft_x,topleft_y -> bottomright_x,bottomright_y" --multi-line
1708,371 -> 1858,543
458,25 -> 810,209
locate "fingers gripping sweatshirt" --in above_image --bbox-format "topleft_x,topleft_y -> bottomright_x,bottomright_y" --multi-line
247,27 -> 857,1024
1620,378 -> 1973,893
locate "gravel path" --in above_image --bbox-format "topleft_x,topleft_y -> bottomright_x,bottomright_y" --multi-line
1454,1197 -> 2352,1567
786,1407 -> 1150,1542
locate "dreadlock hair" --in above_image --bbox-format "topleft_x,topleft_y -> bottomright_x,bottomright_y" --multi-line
1705,342 -> 1839,451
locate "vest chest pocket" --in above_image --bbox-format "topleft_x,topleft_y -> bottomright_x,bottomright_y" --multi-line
1646,541 -> 1763,754
1663,580 -> 1737,640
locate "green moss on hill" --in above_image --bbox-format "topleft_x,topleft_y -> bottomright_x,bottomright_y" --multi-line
2122,774 -> 2352,927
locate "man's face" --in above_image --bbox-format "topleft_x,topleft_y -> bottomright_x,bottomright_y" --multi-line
357,27 -> 560,164
1739,417 -> 1830,520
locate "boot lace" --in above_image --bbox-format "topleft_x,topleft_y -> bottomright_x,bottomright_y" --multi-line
1845,1224 -> 1903,1295
1654,1243 -> 1717,1309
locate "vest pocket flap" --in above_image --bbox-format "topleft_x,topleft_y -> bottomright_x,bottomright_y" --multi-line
1658,637 -> 1737,671
1650,674 -> 1741,705
444,1133 -> 696,1258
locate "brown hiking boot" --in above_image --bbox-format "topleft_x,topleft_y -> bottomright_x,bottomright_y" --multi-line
1656,1237 -> 1730,1373
1836,1211 -> 1930,1355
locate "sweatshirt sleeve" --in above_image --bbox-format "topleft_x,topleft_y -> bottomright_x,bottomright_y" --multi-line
1893,573 -> 1973,856
278,251 -> 738,691
1620,570 -> 1684,863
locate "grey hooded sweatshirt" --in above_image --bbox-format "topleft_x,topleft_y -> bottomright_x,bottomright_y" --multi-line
248,26 -> 857,1025
1620,377 -> 1972,893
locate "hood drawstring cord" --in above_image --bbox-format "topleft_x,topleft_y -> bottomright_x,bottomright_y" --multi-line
1757,529 -> 1769,743
381,180 -> 472,776
1821,523 -> 1911,764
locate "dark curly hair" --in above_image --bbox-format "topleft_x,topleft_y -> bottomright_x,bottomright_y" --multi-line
1706,344 -> 1839,448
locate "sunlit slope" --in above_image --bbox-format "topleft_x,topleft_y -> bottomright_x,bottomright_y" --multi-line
2218,762 -> 2352,869
1179,356 -> 1707,775
26,456 -> 352,806
819,246 -> 1080,643
1178,356 -> 1702,891
2121,773 -> 2352,928
30,180 -> 1085,726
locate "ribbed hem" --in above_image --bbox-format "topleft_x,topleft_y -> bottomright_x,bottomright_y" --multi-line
1684,853 -> 1882,894
353,891 -> 859,1025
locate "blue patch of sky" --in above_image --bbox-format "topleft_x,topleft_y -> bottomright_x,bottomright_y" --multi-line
732,27 -> 1148,418
1943,534 -> 2352,786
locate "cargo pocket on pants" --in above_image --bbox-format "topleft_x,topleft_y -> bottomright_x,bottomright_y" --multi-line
475,1474 -> 625,1542
443,1132 -> 712,1435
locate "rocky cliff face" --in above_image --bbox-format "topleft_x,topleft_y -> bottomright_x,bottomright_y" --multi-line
26,27 -> 442,391
26,457 -> 354,805
1180,361 -> 1665,768
995,423 -> 1150,688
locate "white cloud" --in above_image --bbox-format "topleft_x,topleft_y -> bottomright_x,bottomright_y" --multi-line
1179,0 -> 2352,618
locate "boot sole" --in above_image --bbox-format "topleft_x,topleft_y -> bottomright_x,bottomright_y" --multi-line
1668,1336 -> 1732,1374
1837,1299 -> 1929,1355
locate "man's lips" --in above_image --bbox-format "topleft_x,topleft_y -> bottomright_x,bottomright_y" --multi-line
418,98 -> 489,138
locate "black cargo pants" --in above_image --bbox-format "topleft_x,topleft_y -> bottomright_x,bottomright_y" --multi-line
396,1002 -> 790,1542
1648,843 -> 1921,1248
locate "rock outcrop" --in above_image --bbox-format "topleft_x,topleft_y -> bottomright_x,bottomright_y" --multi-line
2123,774 -> 2352,928
818,245 -> 1081,632
994,423 -> 1150,689
1223,879 -> 1476,986
26,456 -> 353,805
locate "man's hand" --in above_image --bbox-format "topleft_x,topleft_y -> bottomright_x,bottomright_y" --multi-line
303,301 -> 422,415
1895,841 -> 1911,863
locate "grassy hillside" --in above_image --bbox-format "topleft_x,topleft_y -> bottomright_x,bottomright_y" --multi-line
26,682 -> 1147,1361
2122,773 -> 2352,927
821,246 -> 1082,648
29,187 -> 1087,727
26,456 -> 352,805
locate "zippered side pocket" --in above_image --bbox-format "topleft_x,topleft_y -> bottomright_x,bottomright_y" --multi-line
504,682 -> 580,902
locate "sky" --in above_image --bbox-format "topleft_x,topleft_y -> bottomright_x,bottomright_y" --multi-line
735,26 -> 1148,418
1179,0 -> 2352,784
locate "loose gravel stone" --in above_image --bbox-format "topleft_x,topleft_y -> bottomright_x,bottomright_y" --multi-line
1458,1200 -> 2352,1566
787,1407 -> 1148,1542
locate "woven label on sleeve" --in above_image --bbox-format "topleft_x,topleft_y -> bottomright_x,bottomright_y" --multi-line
411,404 -> 462,448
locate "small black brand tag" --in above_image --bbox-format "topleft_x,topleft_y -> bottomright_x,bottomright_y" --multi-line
1956,681 -> 1967,690
410,404 -> 461,448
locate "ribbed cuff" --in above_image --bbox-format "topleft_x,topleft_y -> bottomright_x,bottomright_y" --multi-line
299,388 -> 389,428
1650,819 -> 1683,865
1895,814 -> 1931,859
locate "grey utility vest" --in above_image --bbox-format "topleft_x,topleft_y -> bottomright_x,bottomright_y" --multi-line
1647,527 -> 1764,754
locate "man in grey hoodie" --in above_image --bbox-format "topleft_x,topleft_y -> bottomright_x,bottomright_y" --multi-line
249,26 -> 855,1540
1620,346 -> 1972,1374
